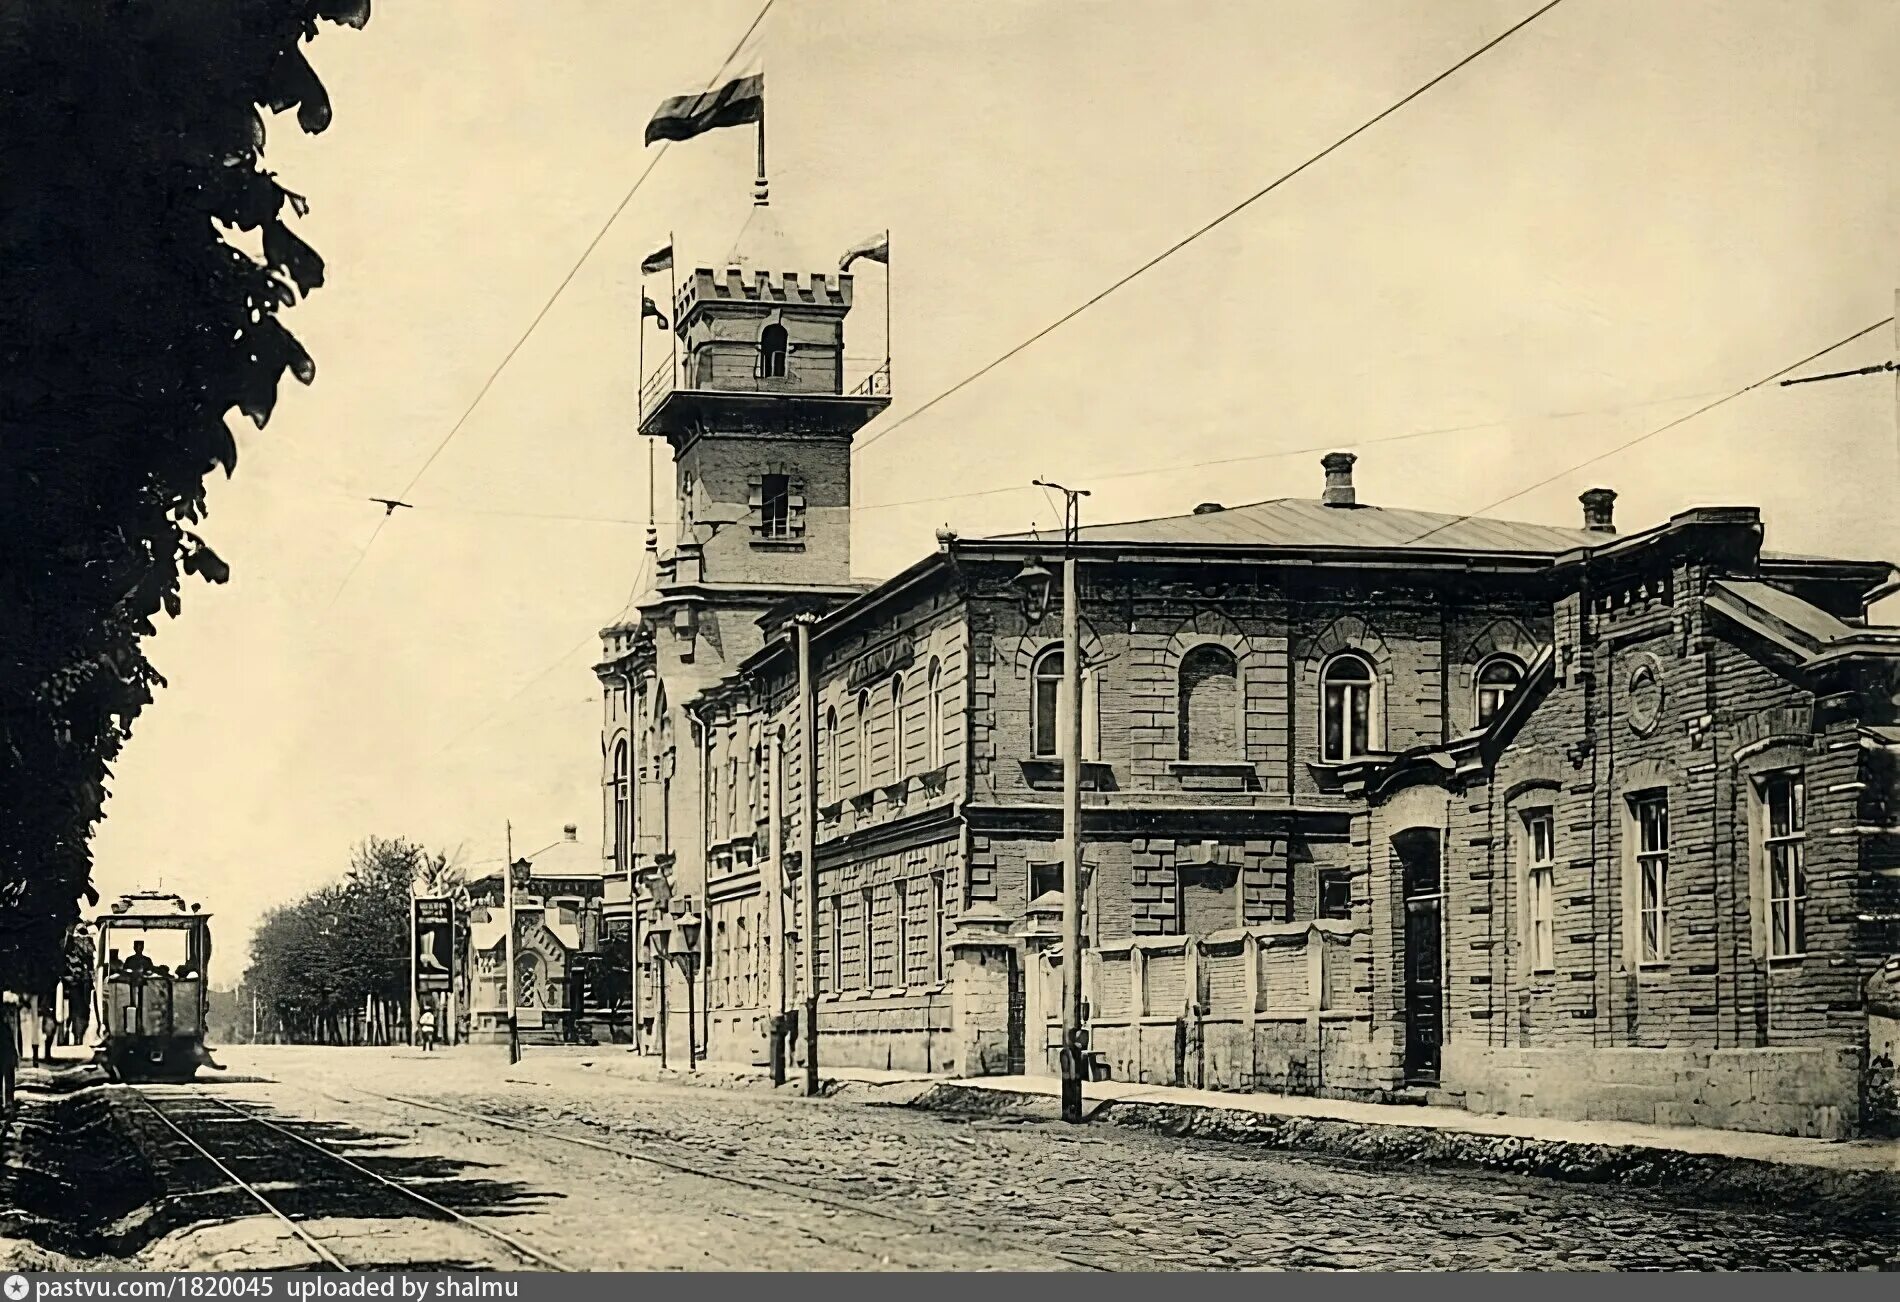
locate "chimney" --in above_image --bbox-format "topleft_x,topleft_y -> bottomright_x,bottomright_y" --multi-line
563,824 -> 578,841
1193,502 -> 1225,515
1580,487 -> 1616,534
1321,451 -> 1357,508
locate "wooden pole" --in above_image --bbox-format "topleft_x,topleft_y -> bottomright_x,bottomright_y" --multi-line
797,613 -> 820,1095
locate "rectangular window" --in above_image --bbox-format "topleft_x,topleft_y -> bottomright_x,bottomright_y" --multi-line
930,871 -> 946,985
1030,861 -> 1063,903
1763,771 -> 1807,959
827,895 -> 842,994
858,887 -> 875,989
893,878 -> 909,987
1318,869 -> 1353,921
1521,809 -> 1555,973
759,474 -> 791,540
1631,792 -> 1670,964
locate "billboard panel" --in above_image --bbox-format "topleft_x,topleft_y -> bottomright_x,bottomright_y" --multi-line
414,897 -> 454,993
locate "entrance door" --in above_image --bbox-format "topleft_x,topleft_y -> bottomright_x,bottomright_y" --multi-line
1395,827 -> 1444,1084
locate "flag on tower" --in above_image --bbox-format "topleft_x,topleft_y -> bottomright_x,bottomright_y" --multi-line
641,294 -> 669,330
839,231 -> 889,273
640,242 -> 674,276
644,66 -> 764,146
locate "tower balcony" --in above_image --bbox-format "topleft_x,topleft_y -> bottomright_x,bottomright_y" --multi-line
637,353 -> 891,442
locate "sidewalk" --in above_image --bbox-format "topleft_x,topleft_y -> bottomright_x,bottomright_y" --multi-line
507,1046 -> 1899,1205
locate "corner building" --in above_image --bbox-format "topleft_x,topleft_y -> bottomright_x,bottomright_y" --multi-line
597,214 -> 1900,1135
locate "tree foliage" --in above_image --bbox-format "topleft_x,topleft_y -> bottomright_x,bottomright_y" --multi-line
0,2 -> 369,989
245,836 -> 454,1044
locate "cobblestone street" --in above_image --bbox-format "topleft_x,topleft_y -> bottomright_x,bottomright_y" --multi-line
217,1047 -> 1898,1271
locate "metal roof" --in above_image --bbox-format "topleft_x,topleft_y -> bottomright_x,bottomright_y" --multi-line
989,497 -> 1607,554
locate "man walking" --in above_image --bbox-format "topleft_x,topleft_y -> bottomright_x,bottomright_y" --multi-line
418,1005 -> 436,1053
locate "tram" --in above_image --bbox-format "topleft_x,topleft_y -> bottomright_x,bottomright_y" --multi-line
95,891 -> 219,1082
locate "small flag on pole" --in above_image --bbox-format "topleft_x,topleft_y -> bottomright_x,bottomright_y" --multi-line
644,66 -> 764,147
641,242 -> 674,276
839,231 -> 889,273
642,294 -> 669,330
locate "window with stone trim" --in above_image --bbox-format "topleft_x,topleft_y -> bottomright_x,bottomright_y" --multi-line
1761,770 -> 1807,959
1475,655 -> 1525,728
855,688 -> 873,789
610,739 -> 630,874
926,657 -> 945,770
930,870 -> 946,985
890,673 -> 907,784
858,886 -> 875,989
1318,869 -> 1353,920
893,877 -> 909,986
1629,791 -> 1670,964
1320,652 -> 1379,763
822,707 -> 838,801
1178,643 -> 1240,760
1029,646 -> 1098,760
827,894 -> 843,993
1519,807 -> 1556,973
748,472 -> 805,544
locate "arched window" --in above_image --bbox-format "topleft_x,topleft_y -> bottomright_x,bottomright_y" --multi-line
1320,652 -> 1378,763
890,673 -> 907,783
1031,646 -> 1098,760
1178,644 -> 1240,761
1032,647 -> 1064,759
855,688 -> 873,788
611,739 -> 630,873
1474,655 -> 1525,727
823,707 -> 838,799
926,657 -> 944,770
760,323 -> 788,380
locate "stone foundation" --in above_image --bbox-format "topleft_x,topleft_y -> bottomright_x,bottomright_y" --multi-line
1445,1043 -> 1866,1140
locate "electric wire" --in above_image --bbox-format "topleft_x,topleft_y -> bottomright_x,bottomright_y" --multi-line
1403,315 -> 1896,547
326,0 -> 777,611
851,0 -> 1570,458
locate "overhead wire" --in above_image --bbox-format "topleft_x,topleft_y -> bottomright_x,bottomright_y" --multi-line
850,0 -> 1571,458
325,0 -> 778,612
1403,315 -> 1896,547
853,383 -> 1735,515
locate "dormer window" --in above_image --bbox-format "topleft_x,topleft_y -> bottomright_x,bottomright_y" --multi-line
759,323 -> 788,380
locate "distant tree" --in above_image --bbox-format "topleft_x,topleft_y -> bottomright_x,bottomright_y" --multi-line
0,1 -> 370,991
245,835 -> 456,1044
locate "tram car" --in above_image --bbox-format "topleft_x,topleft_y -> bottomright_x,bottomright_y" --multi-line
95,891 -> 219,1082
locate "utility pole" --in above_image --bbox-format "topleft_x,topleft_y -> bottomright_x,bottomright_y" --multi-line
1034,478 -> 1091,1124
796,611 -> 821,1096
505,821 -> 521,1066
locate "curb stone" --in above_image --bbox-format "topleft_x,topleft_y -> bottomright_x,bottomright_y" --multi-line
898,1083 -> 1900,1212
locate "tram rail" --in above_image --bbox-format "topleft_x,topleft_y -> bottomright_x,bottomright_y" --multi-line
322,1082 -> 1122,1273
129,1086 -> 572,1273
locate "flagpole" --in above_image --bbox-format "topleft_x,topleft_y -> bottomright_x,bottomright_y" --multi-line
668,230 -> 680,391
754,101 -> 768,206
637,287 -> 646,426
884,229 -> 892,385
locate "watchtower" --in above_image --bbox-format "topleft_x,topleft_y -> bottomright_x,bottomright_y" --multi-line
638,226 -> 890,591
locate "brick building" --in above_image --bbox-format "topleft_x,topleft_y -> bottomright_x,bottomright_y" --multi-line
594,210 -> 1900,1135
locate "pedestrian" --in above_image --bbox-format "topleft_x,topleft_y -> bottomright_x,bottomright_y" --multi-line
38,998 -> 58,1063
418,1006 -> 436,1053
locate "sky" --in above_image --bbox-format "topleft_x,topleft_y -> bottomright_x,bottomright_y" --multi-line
87,1 -> 1900,983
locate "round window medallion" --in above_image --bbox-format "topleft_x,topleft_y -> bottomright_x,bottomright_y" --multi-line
1625,653 -> 1664,737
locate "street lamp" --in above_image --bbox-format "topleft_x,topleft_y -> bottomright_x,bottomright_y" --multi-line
1014,480 -> 1090,1124
671,910 -> 702,1070
1010,557 -> 1055,625
507,856 -> 529,1066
